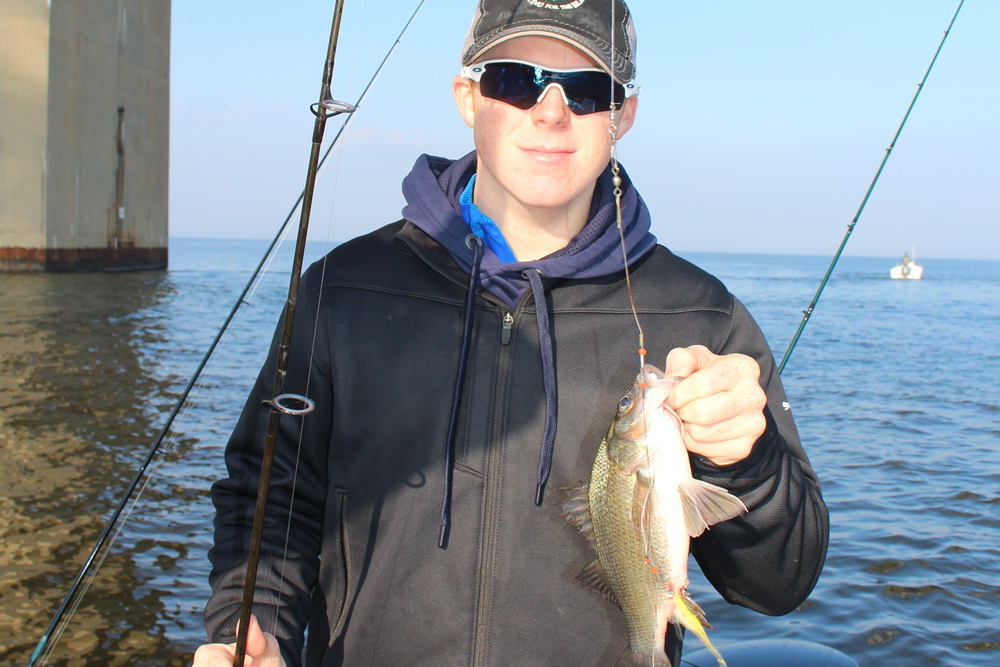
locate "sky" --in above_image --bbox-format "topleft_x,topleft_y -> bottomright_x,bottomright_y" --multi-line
169,1 -> 999,260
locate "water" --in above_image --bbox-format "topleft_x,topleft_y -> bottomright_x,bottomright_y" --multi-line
0,240 -> 997,665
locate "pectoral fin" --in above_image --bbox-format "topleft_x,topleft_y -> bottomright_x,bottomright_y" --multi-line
630,474 -> 654,535
678,479 -> 748,538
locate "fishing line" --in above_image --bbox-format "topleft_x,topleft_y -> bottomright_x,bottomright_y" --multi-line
609,0 -> 654,557
609,116 -> 645,370
241,1 -> 428,662
27,267 -> 285,666
25,4 -> 426,664
245,223 -> 298,304
270,0 -> 367,645
26,259 -> 287,667
610,5 -> 659,661
607,1 -> 645,371
778,0 -> 964,374
607,0 -> 647,486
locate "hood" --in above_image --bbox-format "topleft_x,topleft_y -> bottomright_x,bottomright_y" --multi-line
401,151 -> 657,308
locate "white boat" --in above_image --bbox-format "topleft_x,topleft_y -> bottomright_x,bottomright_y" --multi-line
890,250 -> 923,280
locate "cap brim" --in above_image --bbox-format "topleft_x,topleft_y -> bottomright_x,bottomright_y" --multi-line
465,30 -> 630,85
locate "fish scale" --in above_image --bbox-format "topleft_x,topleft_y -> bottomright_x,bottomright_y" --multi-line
589,437 -> 674,665
565,365 -> 748,667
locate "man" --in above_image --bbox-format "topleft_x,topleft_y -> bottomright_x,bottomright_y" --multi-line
195,1 -> 828,665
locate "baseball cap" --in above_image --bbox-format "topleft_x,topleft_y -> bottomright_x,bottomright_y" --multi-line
461,0 -> 637,84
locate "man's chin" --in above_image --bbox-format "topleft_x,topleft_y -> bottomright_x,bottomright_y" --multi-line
515,192 -> 588,213
508,173 -> 593,209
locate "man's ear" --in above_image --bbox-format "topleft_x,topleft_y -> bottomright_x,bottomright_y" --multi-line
614,96 -> 639,139
453,74 -> 476,129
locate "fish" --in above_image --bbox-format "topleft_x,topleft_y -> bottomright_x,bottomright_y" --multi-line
563,365 -> 748,667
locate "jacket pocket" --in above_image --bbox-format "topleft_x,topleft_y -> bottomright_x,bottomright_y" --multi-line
329,488 -> 351,639
309,487 -> 351,665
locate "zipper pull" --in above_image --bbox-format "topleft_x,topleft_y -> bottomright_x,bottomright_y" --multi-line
501,312 -> 513,345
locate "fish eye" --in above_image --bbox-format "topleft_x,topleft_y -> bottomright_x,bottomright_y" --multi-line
618,395 -> 632,410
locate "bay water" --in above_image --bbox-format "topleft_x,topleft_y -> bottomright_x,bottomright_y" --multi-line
0,238 -> 997,665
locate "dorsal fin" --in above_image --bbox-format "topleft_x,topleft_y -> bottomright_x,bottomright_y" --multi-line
562,487 -> 619,608
560,485 -> 595,545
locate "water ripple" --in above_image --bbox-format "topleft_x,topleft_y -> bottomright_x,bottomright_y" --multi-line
3,247 -> 999,665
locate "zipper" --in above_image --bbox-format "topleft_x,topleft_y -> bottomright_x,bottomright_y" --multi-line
500,312 -> 513,345
472,302 -> 527,666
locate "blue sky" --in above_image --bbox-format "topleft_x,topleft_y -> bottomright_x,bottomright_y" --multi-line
169,1 -> 998,259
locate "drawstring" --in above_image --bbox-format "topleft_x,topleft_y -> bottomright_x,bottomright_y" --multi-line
523,269 -> 557,506
439,235 -> 483,549
438,252 -> 558,547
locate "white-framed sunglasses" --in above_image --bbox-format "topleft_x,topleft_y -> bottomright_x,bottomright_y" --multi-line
461,59 -> 639,115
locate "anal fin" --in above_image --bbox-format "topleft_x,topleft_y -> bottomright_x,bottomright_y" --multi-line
575,558 -> 619,609
672,590 -> 727,667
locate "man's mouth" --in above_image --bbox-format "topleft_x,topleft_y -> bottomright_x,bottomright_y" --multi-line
520,146 -> 575,162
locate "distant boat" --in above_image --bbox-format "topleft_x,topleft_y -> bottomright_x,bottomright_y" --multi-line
890,249 -> 923,280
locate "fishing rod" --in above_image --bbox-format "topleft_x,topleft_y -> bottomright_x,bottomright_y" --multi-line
777,0 -> 964,374
25,2 -> 427,664
230,0 -> 357,661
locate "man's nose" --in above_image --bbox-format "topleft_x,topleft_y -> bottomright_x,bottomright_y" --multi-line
536,83 -> 571,108
533,83 -> 572,122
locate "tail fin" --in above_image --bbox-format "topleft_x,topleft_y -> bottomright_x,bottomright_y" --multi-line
672,591 -> 727,667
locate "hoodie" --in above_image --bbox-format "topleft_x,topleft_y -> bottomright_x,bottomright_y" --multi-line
401,151 -> 657,308
401,151 -> 659,532
206,152 -> 830,665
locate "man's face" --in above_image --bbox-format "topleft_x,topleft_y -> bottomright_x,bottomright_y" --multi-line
453,36 -> 638,217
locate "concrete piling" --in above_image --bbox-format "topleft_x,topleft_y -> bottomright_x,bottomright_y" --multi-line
1,0 -> 170,272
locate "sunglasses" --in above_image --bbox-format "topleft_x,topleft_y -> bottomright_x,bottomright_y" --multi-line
461,60 -> 639,116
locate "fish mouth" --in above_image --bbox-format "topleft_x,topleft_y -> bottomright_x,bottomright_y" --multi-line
609,367 -> 685,475
639,365 -> 681,410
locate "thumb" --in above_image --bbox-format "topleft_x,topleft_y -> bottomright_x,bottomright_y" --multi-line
245,615 -> 270,659
664,346 -> 699,378
234,615 -> 283,666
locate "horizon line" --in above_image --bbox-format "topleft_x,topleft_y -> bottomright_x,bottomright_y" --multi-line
165,236 -> 1000,263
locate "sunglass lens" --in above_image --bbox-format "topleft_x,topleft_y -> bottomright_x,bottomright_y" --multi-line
480,64 -> 540,111
555,71 -> 608,115
479,64 -> 625,116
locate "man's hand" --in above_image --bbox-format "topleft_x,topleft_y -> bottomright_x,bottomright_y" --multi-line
663,345 -> 767,467
192,615 -> 286,667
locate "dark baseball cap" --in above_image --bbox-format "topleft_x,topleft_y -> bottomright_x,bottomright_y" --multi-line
461,0 -> 637,84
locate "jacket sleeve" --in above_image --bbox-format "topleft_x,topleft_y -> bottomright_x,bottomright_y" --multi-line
689,297 -> 829,616
203,270 -> 333,667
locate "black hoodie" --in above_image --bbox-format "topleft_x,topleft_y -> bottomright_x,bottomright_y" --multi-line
205,154 -> 829,667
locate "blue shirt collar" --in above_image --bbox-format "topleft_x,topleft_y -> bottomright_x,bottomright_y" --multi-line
459,174 -> 518,264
